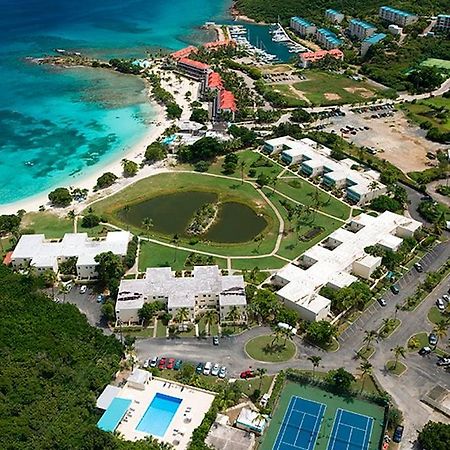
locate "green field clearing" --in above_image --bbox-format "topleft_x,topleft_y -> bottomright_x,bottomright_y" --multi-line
400,96 -> 450,133
421,58 -> 450,71
260,381 -> 385,450
287,71 -> 388,106
270,83 -> 309,107
231,256 -> 286,270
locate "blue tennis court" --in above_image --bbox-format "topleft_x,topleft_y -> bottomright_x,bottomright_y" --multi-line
326,409 -> 374,450
273,396 -> 326,450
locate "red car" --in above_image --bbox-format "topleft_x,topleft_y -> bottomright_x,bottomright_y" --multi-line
166,358 -> 176,369
158,357 -> 166,369
240,370 -> 255,379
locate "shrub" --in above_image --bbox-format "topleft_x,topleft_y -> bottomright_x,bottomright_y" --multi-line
95,172 -> 118,190
48,187 -> 72,207
81,214 -> 101,228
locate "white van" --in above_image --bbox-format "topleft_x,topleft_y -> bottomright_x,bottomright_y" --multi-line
203,361 -> 212,375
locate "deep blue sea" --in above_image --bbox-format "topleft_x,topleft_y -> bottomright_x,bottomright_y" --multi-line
0,0 -> 230,205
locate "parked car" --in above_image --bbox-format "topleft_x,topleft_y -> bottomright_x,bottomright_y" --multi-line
166,358 -> 175,369
211,363 -> 220,376
80,285 -> 87,294
240,369 -> 255,379
143,359 -> 149,369
429,333 -> 438,346
437,357 -> 450,366
218,366 -> 227,379
260,393 -> 270,407
174,359 -> 183,370
393,425 -> 404,443
149,356 -> 158,368
203,361 -> 212,375
378,298 -> 387,307
442,294 -> 449,303
436,298 -> 445,311
196,362 -> 204,374
390,285 -> 400,295
96,294 -> 103,303
158,357 -> 166,369
418,346 -> 431,356
414,262 -> 423,273
213,336 -> 219,346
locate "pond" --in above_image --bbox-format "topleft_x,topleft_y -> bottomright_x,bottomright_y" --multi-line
118,191 -> 267,243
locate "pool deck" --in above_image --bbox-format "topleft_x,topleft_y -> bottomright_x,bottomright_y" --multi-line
115,377 -> 215,449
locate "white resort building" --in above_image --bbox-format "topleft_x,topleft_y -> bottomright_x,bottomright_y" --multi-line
116,265 -> 247,325
11,231 -> 131,279
263,136 -> 387,205
273,211 -> 421,321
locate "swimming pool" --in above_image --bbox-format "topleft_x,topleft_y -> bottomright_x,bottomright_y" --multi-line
136,393 -> 182,437
162,134 -> 176,145
97,397 -> 132,432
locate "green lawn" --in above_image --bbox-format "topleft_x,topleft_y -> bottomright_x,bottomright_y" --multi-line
88,171 -> 280,258
235,375 -> 274,396
259,381 -> 385,450
155,319 -> 167,338
231,256 -> 286,270
138,240 -> 227,271
245,335 -> 296,362
197,316 -> 219,337
386,360 -> 407,376
270,83 -> 309,107
400,96 -> 450,133
291,71 -> 387,106
427,306 -> 448,325
407,332 -> 428,351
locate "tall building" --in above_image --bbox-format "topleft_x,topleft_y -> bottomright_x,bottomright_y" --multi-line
379,6 -> 418,26
176,57 -> 210,81
348,19 -> 377,39
315,28 -> 343,49
436,14 -> 450,32
361,33 -> 387,56
325,9 -> 345,24
290,17 -> 316,36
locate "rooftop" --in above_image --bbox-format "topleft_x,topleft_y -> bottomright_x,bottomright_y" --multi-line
363,33 -> 387,44
350,19 -> 377,30
380,6 -> 417,17
178,57 -> 210,71
219,90 -> 237,112
291,16 -> 315,27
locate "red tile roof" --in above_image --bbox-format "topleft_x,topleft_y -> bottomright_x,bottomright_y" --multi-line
219,90 -> 237,112
3,251 -> 12,266
300,49 -> 344,62
178,57 -> 210,71
203,39 -> 236,49
207,72 -> 224,89
171,46 -> 197,60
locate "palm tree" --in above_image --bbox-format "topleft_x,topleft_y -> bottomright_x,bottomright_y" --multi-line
363,330 -> 378,350
171,234 -> 180,262
256,367 -> 267,391
358,360 -> 373,393
174,307 -> 190,324
307,355 -> 321,379
239,161 -> 246,184
226,305 -> 241,331
434,320 -> 449,343
391,345 -> 406,369
59,283 -> 71,303
270,326 -> 283,347
42,269 -> 57,299
142,217 -> 153,238
394,303 -> 401,320
281,326 -> 293,347
202,309 -> 218,336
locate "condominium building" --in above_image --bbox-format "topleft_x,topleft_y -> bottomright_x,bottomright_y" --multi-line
348,19 -> 377,40
170,46 -> 197,60
436,14 -> 450,32
263,136 -> 387,205
298,49 -> 344,68
176,57 -> 210,81
361,33 -> 387,56
325,9 -> 345,24
315,28 -> 343,49
115,266 -> 246,325
379,6 -> 418,27
274,211 -> 422,321
11,231 -> 131,279
290,17 -> 317,36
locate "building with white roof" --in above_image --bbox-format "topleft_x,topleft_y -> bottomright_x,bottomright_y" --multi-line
11,231 -> 130,279
263,136 -> 387,205
274,211 -> 421,321
116,265 -> 246,324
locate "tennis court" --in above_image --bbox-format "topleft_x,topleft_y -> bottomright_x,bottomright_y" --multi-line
326,409 -> 374,450
273,396 -> 326,450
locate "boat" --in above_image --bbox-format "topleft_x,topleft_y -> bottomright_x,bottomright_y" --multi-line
24,161 -> 34,167
55,49 -> 66,54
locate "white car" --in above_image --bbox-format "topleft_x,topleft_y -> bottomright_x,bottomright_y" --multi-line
80,285 -> 87,294
260,393 -> 270,407
143,359 -> 149,368
211,363 -> 220,376
218,366 -> 227,379
436,298 -> 445,311
203,361 -> 212,375
442,294 -> 449,303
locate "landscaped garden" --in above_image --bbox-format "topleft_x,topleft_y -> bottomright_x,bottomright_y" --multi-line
245,334 -> 296,362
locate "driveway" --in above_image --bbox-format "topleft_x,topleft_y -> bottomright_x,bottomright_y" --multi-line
64,284 -> 106,328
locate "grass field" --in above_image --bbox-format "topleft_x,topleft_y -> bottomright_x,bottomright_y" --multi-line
260,381 -> 385,450
231,256 -> 286,270
421,58 -> 450,71
245,335 -> 296,362
270,83 -> 309,107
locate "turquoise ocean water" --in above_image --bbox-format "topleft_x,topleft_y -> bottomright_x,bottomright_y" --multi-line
0,0 -> 230,205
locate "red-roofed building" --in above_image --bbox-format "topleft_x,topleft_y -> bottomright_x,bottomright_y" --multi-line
203,39 -> 236,50
170,46 -> 197,60
207,72 -> 224,91
176,57 -> 210,81
3,251 -> 12,266
298,49 -> 344,68
214,89 -> 237,120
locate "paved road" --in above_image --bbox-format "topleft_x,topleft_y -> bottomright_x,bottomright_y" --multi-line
63,285 -> 106,328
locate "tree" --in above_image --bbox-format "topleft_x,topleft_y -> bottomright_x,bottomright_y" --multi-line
81,214 -> 101,228
41,269 -> 57,298
307,355 -> 321,379
255,367 -> 267,391
270,325 -> 283,346
142,217 -> 154,238
174,307 -> 190,324
290,108 -> 312,123
95,172 -> 118,190
145,142 -> 166,162
59,257 -> 77,275
171,234 -> 180,262
363,330 -> 378,350
48,187 -> 72,207
358,360 -> 373,393
202,309 -> 218,336
418,421 -> 450,450
94,252 -> 125,297
58,283 -> 71,302
369,195 -> 402,213
138,301 -> 164,325
391,345 -> 406,369
101,301 -> 115,322
256,173 -> 270,188
222,153 -> 239,175
226,305 -> 242,329
0,214 -> 21,236
325,368 -> 355,394
433,320 -> 448,343
166,102 -> 182,119
121,159 -> 139,177
239,160 -> 246,184
305,321 -> 337,347
177,137 -> 224,163
248,288 -> 281,324
190,107 -> 209,124
408,66 -> 443,93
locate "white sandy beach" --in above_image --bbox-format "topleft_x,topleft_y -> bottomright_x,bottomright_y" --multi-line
1,68 -> 201,216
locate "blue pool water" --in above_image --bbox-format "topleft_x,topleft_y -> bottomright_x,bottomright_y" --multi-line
97,397 -> 132,432
163,134 -> 177,145
136,393 -> 182,437
0,0 -> 231,205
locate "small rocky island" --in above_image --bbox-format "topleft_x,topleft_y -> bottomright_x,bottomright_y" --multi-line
186,202 -> 219,236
